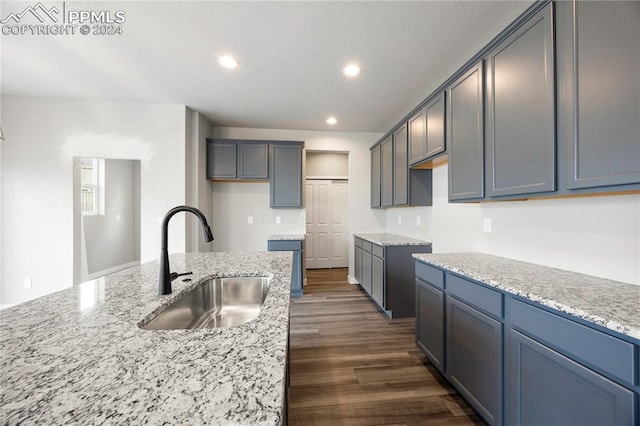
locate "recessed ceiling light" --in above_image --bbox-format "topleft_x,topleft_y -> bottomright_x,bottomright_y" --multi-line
218,55 -> 238,69
343,64 -> 360,77
326,116 -> 337,125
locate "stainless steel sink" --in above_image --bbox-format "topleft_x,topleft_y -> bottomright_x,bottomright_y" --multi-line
141,276 -> 270,330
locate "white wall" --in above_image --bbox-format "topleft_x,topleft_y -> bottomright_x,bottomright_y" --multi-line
211,127 -> 386,272
82,159 -> 140,276
1,96 -> 188,305
185,110 -> 214,253
386,165 -> 640,285
306,151 -> 349,177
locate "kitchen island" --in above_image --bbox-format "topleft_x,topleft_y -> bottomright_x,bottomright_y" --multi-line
0,252 -> 292,425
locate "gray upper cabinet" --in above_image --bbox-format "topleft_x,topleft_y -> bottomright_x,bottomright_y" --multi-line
408,92 -> 446,166
557,0 -> 640,190
380,136 -> 394,207
207,141 -> 237,179
448,62 -> 485,201
393,124 -> 409,205
371,145 -> 381,208
408,108 -> 426,166
270,142 -> 303,208
485,3 -> 555,197
238,143 -> 269,180
207,139 -> 269,181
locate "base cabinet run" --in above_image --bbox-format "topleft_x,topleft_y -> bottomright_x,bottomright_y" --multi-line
355,237 -> 431,318
415,260 -> 639,426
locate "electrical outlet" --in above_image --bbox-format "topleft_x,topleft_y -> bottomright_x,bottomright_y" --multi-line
398,216 -> 402,225
24,278 -> 32,289
276,216 -> 281,224
483,218 -> 492,233
416,216 -> 421,226
116,214 -> 121,221
247,216 -> 254,224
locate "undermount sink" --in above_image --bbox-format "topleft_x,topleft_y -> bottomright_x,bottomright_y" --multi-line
141,276 -> 271,330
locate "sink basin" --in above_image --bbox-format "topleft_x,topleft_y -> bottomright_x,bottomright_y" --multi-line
141,276 -> 270,330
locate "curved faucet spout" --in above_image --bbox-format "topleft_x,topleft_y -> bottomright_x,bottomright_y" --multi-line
159,205 -> 214,295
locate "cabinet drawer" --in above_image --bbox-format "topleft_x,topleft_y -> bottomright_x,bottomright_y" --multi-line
268,240 -> 303,251
355,238 -> 363,248
415,262 -> 444,289
511,299 -> 635,384
448,274 -> 503,318
371,244 -> 384,259
362,241 -> 373,253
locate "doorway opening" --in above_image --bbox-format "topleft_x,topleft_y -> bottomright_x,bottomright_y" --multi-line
73,158 -> 141,284
305,151 -> 349,269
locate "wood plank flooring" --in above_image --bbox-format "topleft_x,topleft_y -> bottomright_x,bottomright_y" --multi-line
288,268 -> 485,426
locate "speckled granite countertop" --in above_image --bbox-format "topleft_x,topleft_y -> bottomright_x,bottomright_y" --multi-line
355,233 -> 432,247
413,253 -> 640,341
0,252 -> 292,425
268,234 -> 305,241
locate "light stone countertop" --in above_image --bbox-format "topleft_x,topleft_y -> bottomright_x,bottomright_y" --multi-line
268,234 -> 306,241
0,252 -> 292,425
413,252 -> 640,341
355,233 -> 432,247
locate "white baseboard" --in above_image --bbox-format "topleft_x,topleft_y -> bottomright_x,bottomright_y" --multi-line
86,261 -> 140,281
347,275 -> 360,285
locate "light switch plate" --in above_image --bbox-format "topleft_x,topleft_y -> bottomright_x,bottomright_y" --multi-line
483,218 -> 492,233
24,278 -> 32,289
248,216 -> 254,224
276,216 -> 281,224
416,217 -> 421,226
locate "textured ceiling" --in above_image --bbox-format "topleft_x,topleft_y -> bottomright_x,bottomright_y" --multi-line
1,1 -> 534,132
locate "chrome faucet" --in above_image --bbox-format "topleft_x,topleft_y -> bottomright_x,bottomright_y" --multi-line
159,205 -> 214,295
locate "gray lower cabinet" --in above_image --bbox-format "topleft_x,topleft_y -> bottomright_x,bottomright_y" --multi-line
270,142 -> 303,208
371,146 -> 381,208
447,296 -> 502,426
415,276 -> 445,372
415,259 -> 639,426
507,329 -> 635,426
268,239 -> 304,296
393,124 -> 408,206
380,136 -> 394,207
354,239 -> 363,284
447,62 -> 485,201
356,238 -> 432,317
557,0 -> 640,190
371,253 -> 384,308
485,3 -> 555,197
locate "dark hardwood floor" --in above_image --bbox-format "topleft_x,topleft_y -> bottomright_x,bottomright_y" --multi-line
288,268 -> 485,426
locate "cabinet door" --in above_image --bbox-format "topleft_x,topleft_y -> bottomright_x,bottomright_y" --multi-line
425,92 -> 446,159
486,4 -> 555,197
416,278 -> 445,372
447,62 -> 485,201
270,143 -> 303,208
380,136 -> 394,207
238,143 -> 269,179
447,296 -> 502,426
506,330 -> 636,426
354,245 -> 363,284
408,108 -> 427,165
371,254 -> 384,308
371,146 -> 381,208
291,250 -> 302,296
207,141 -> 237,179
558,1 -> 640,189
393,124 -> 409,205
361,250 -> 372,295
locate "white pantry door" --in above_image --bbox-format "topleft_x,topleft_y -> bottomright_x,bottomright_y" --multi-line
305,179 -> 348,269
